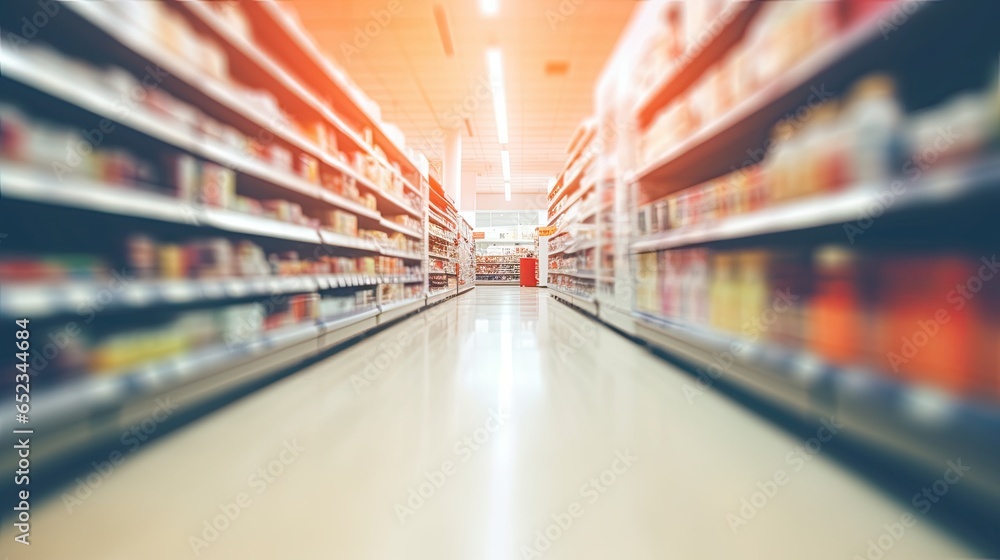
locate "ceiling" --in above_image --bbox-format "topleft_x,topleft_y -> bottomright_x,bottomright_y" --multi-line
283,0 -> 639,195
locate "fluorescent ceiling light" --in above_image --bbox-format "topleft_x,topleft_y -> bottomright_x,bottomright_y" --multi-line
504,181 -> 511,201
480,0 -> 499,16
500,150 -> 511,181
487,48 -> 509,145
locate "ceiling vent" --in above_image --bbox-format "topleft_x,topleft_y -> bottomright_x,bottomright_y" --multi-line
544,61 -> 570,76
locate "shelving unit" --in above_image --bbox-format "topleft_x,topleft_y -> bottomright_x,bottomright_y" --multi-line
426,171 -> 462,302
456,216 -> 476,295
547,0 -> 1000,506
475,254 -> 521,285
475,246 -> 534,285
0,0 -> 468,471
546,121 -> 602,301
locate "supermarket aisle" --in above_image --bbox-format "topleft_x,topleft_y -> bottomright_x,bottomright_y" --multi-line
6,287 -> 976,559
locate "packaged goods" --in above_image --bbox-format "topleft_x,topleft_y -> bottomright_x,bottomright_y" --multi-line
808,246 -> 861,365
843,75 -> 904,185
326,210 -> 358,237
200,162 -> 236,208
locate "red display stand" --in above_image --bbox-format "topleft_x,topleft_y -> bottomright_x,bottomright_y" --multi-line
520,258 -> 538,287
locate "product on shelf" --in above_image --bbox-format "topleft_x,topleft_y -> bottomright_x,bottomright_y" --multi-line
0,255 -> 108,283
326,210 -> 359,237
378,282 -> 423,305
636,245 -> 1000,401
428,222 -> 453,241
386,214 -> 423,233
319,289 -> 377,320
10,293 -> 324,388
635,70 -> 1000,238
549,273 -> 596,299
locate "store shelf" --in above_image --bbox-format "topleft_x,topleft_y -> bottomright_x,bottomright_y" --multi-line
318,307 -> 380,349
314,230 -> 378,252
635,1 -> 763,128
426,289 -> 455,306
631,312 -> 1000,504
632,158 -> 1000,253
429,209 -> 455,229
548,286 -> 598,315
0,163 -> 200,225
378,218 -> 423,239
475,239 -> 535,245
316,191 -> 383,223
548,157 -> 590,209
51,3 -> 422,222
632,159 -> 1000,254
32,321 -> 321,430
429,252 -> 456,262
549,270 -> 597,280
201,209 -> 321,244
578,202 -> 602,222
633,0 -> 940,185
0,273 -> 423,320
0,50 -> 410,234
377,297 -> 425,324
429,187 -> 456,213
173,1 -> 422,201
429,230 -> 457,243
5,276 -> 276,318
548,177 -> 596,226
562,241 -> 598,255
562,121 -> 598,175
22,303 -> 395,468
239,0 -> 420,177
380,248 -> 425,261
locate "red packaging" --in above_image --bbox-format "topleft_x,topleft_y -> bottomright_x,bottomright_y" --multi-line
809,247 -> 862,366
876,255 -> 977,395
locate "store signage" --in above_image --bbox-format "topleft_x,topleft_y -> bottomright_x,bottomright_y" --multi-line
536,226 -> 557,236
473,231 -> 486,239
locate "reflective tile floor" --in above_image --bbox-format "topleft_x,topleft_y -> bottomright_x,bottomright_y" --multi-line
5,287 -> 976,559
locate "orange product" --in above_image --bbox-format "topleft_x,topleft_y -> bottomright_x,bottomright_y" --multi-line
808,246 -> 862,366
802,102 -> 839,195
876,256 -> 977,395
298,154 -> 320,184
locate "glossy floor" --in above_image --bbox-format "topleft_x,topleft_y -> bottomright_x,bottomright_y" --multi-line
7,287 -> 975,559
